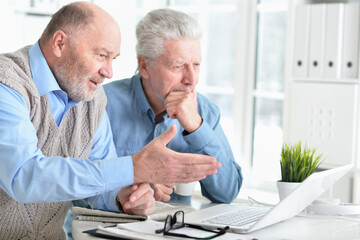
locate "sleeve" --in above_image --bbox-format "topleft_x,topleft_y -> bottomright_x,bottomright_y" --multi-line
182,102 -> 243,203
0,83 -> 133,204
86,112 -> 129,212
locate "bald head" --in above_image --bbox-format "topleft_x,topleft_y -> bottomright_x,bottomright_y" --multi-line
38,1 -> 121,102
39,1 -> 119,45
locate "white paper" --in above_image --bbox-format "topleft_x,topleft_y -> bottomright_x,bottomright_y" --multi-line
98,221 -> 252,240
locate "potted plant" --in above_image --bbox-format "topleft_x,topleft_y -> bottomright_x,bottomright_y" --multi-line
277,141 -> 324,200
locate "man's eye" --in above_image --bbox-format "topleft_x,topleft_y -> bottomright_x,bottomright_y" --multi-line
174,65 -> 184,69
99,54 -> 107,59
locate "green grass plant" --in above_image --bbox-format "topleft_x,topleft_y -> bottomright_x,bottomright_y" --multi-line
280,141 -> 324,182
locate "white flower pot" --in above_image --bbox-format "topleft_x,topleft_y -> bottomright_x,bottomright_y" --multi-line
276,181 -> 301,201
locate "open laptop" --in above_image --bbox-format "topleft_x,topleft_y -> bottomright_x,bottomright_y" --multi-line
185,164 -> 353,233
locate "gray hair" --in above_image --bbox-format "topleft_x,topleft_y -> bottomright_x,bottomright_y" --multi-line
39,2 -> 94,46
136,8 -> 201,63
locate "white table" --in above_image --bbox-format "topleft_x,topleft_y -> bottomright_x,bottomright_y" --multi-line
72,208 -> 360,240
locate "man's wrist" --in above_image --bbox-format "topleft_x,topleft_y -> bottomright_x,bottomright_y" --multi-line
115,195 -> 124,212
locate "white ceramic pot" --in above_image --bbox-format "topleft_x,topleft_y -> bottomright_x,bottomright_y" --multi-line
276,181 -> 301,201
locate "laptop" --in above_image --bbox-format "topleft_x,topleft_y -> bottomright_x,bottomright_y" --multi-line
185,164 -> 353,233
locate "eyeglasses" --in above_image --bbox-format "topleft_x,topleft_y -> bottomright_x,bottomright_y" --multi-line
155,210 -> 229,239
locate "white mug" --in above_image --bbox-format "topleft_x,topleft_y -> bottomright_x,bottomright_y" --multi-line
174,182 -> 196,196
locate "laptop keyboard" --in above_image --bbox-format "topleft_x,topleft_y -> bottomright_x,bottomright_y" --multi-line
202,206 -> 270,227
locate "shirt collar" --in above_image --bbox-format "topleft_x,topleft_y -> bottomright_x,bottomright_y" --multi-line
28,41 -> 62,96
133,74 -> 153,114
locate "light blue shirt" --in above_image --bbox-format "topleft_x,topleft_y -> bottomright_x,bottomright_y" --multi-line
0,42 -> 133,211
104,75 -> 243,203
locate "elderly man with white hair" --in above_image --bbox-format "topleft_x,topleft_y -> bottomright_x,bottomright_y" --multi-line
105,8 -> 243,205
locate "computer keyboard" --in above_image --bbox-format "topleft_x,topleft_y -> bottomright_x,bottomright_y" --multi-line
202,206 -> 270,227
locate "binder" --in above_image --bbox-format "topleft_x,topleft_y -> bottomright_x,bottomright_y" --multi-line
293,5 -> 311,78
308,4 -> 326,78
323,3 -> 344,79
342,2 -> 360,79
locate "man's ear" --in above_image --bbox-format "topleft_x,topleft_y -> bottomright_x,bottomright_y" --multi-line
51,30 -> 68,57
138,56 -> 150,79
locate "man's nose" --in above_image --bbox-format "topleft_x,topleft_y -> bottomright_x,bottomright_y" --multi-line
99,61 -> 113,79
183,65 -> 197,85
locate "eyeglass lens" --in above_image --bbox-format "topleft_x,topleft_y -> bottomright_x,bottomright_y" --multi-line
164,215 -> 172,233
173,211 -> 184,229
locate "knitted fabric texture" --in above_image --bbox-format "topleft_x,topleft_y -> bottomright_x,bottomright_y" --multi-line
0,46 -> 107,240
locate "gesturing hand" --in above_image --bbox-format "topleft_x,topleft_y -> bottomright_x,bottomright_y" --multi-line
132,124 -> 221,184
117,183 -> 155,216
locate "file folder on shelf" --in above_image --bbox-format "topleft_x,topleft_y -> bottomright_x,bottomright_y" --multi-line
293,5 -> 311,78
308,4 -> 326,78
342,2 -> 360,79
323,3 -> 344,79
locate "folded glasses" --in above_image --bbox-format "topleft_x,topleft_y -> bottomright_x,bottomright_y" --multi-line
155,210 -> 229,239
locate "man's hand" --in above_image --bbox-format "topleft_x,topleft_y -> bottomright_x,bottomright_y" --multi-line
165,89 -> 202,133
151,183 -> 175,202
117,183 -> 155,216
132,124 -> 221,184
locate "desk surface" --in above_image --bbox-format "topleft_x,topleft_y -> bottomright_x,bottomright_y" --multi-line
73,211 -> 360,240
72,197 -> 360,240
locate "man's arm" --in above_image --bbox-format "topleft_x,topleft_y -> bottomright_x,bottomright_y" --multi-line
165,90 -> 243,203
185,116 -> 243,203
0,83 -> 133,203
0,83 -> 220,205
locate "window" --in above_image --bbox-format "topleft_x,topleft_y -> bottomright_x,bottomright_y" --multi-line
249,1 -> 288,190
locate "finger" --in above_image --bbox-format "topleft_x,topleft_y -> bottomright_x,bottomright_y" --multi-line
168,175 -> 206,183
132,204 -> 156,216
156,124 -> 177,146
132,184 -> 139,192
125,189 -> 154,208
128,183 -> 152,203
165,92 -> 189,104
166,167 -> 219,183
158,192 -> 171,202
173,152 -> 218,165
154,190 -> 171,202
123,200 -> 155,216
165,183 -> 175,188
161,185 -> 173,195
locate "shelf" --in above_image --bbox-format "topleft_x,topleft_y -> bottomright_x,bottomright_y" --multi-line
292,77 -> 360,84
14,8 -> 55,17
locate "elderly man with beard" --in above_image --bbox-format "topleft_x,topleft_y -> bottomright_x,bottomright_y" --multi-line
105,9 -> 243,205
0,2 -> 221,239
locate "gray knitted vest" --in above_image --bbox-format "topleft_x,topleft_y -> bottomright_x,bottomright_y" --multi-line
0,46 -> 107,239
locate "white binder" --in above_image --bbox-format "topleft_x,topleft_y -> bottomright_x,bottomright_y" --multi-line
293,5 -> 311,78
324,3 -> 344,79
342,2 -> 360,79
308,4 -> 326,78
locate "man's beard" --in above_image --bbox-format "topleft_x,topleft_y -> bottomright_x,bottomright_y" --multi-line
53,50 -> 103,102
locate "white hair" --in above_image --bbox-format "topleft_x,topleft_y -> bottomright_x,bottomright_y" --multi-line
136,8 -> 201,63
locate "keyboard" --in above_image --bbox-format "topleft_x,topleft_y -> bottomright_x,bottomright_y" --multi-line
202,206 -> 270,227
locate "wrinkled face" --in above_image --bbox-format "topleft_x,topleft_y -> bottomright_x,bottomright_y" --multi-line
141,39 -> 201,108
54,22 -> 121,102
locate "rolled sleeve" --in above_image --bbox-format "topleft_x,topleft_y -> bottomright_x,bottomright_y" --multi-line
183,120 -> 214,151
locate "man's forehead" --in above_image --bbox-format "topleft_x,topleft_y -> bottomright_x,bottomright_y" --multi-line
162,40 -> 201,61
